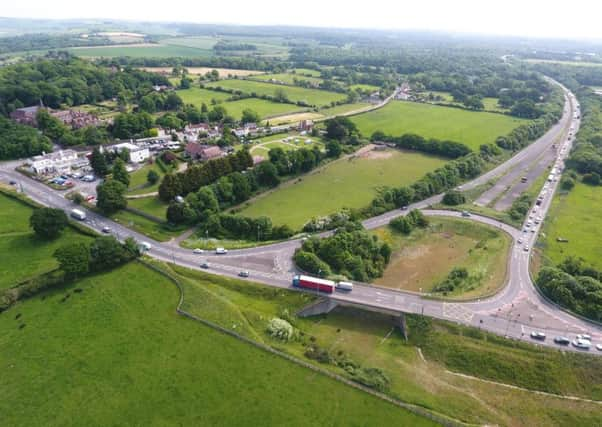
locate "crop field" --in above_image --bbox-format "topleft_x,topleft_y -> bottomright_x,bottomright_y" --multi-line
0,192 -> 92,290
252,72 -> 324,86
352,100 -> 525,150
177,88 -> 232,105
539,182 -> 602,269
219,98 -> 307,120
0,262 -> 434,426
373,218 -> 511,298
68,43 -> 214,58
205,79 -> 347,107
238,147 -> 447,229
172,264 -> 602,426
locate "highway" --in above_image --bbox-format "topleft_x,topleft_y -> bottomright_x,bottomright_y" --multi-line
1,79 -> 601,356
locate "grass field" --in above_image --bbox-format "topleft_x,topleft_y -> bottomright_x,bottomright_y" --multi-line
352,100 -> 525,150
69,43 -> 214,58
252,72 -> 324,86
539,182 -> 602,269
177,87 -> 232,105
171,263 -> 602,426
373,218 -> 511,298
111,208 -> 181,242
127,196 -> 169,219
320,102 -> 372,116
0,192 -> 92,290
292,68 -> 322,77
205,79 -> 347,107
139,66 -> 261,78
0,262 -> 435,426
127,163 -> 165,195
238,148 -> 447,229
219,98 -> 307,120
349,84 -> 379,92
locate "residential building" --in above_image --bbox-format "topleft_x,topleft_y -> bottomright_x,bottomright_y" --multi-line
27,149 -> 88,175
185,143 -> 223,161
298,120 -> 314,132
109,142 -> 151,163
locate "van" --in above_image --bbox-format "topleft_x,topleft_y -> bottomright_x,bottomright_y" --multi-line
70,209 -> 86,221
336,281 -> 354,291
215,247 -> 228,255
139,242 -> 152,251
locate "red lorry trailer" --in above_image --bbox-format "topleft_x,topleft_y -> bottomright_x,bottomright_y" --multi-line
292,275 -> 335,294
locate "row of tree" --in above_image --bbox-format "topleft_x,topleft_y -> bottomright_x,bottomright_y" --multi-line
371,132 -> 471,158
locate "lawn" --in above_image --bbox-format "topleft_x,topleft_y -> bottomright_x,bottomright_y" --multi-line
205,79 -> 347,107
219,98 -> 307,120
171,263 -> 602,426
127,163 -> 164,195
127,196 -> 169,219
111,208 -> 181,242
252,72 -> 324,86
352,100 -> 525,150
372,218 -> 511,298
0,192 -> 92,290
539,182 -> 602,269
176,87 -> 232,105
238,148 -> 447,229
320,102 -> 372,117
0,262 -> 435,426
69,43 -> 214,58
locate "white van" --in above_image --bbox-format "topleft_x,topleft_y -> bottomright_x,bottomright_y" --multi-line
215,247 -> 228,255
336,281 -> 354,291
139,242 -> 152,252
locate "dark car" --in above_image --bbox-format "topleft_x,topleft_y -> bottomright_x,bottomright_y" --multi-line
9,180 -> 17,185
554,336 -> 570,346
200,262 -> 210,269
530,331 -> 546,341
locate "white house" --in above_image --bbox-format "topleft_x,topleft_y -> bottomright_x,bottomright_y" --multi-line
27,150 -> 86,175
109,142 -> 150,164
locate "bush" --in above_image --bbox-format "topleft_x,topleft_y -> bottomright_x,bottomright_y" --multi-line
29,208 -> 68,239
266,318 -> 295,342
583,172 -> 601,186
561,177 -> 575,191
294,251 -> 331,277
390,216 -> 412,234
443,190 -> 466,206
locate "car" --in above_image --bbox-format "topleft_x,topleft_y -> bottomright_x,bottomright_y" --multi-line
523,245 -> 530,252
200,262 -> 209,269
523,227 -> 529,233
596,344 -> 602,351
101,226 -> 111,234
400,206 -> 408,211
530,331 -> 546,341
9,180 -> 17,185
576,334 -> 592,341
238,270 -> 249,278
554,336 -> 570,345
517,238 -> 523,244
461,211 -> 471,217
193,248 -> 204,254
521,177 -> 528,183
572,339 -> 591,350
215,247 -> 228,255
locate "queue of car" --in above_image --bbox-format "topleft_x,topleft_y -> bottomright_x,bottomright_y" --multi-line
530,330 -> 602,351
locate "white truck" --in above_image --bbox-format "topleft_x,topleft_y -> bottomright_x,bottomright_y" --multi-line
70,208 -> 86,221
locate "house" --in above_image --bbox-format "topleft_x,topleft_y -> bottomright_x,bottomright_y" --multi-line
52,110 -> 102,129
185,143 -> 223,161
10,106 -> 41,126
27,149 -> 87,175
298,120 -> 314,132
109,142 -> 150,163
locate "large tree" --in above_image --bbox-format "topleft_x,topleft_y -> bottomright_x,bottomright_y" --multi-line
96,179 -> 127,214
112,158 -> 130,187
29,208 -> 68,239
54,242 -> 91,278
90,147 -> 109,177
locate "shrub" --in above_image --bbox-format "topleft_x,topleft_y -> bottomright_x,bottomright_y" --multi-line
29,208 -> 68,239
443,190 -> 466,206
266,318 -> 295,342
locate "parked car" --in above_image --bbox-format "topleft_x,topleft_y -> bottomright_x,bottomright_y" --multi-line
530,331 -> 546,341
238,270 -> 249,278
553,336 -> 570,345
9,180 -> 17,185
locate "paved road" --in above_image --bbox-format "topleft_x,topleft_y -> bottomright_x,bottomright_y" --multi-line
2,80 -> 601,355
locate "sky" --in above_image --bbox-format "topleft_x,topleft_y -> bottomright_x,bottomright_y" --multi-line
3,0 -> 602,40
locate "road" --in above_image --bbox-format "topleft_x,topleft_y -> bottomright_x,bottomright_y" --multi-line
1,79 -> 601,355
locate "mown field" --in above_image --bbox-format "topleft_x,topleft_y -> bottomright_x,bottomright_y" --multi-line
252,72 -> 324,86
205,79 -> 347,107
220,98 -> 307,120
539,182 -> 602,269
373,218 -> 511,298
171,263 -> 602,426
352,101 -> 525,150
127,163 -> 165,195
68,43 -> 214,58
238,148 -> 447,229
0,192 -> 92,290
0,262 -> 435,426
177,87 -> 232,105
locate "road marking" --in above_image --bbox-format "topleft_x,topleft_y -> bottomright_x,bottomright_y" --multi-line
443,303 -> 474,322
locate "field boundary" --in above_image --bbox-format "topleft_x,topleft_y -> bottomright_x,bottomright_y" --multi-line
138,258 -> 469,427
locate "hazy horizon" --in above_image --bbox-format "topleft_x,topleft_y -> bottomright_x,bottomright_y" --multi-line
2,0 -> 602,41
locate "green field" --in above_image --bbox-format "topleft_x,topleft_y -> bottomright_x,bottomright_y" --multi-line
539,182 -> 602,269
373,218 -> 511,298
205,79 -> 347,107
352,100 -> 525,150
69,44 -> 214,58
320,102 -> 372,116
219,98 -> 307,120
349,84 -> 379,92
127,196 -> 169,219
292,68 -> 322,77
0,262 -> 435,426
111,208 -> 180,242
127,163 -> 165,195
171,263 -> 602,426
177,87 -> 232,105
0,192 -> 92,290
252,72 -> 324,86
238,148 -> 447,229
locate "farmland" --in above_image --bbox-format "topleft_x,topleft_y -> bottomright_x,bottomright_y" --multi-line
538,182 -> 602,269
373,218 -> 511,298
252,72 -> 324,86
177,87 -> 232,105
352,101 -> 525,150
0,192 -> 92,290
172,264 -> 602,426
205,79 -> 348,107
238,147 -> 447,229
0,262 -> 435,426
68,43 -> 214,58
139,66 -> 261,78
219,98 -> 307,120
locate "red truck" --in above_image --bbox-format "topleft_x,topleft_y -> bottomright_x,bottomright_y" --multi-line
292,275 -> 336,294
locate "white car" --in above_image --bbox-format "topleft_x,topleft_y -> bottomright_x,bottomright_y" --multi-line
530,331 -> 546,341
193,248 -> 204,254
596,344 -> 602,351
523,245 -> 530,252
577,334 -> 592,341
215,247 -> 228,255
572,339 -> 591,350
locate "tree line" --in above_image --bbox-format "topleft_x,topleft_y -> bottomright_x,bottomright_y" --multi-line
370,132 -> 471,158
